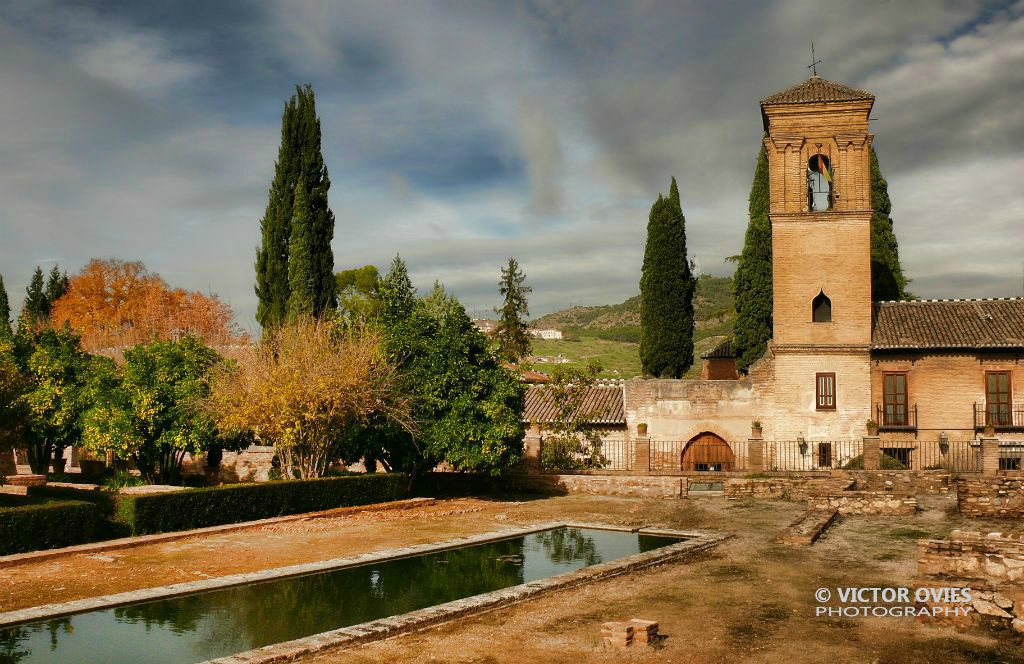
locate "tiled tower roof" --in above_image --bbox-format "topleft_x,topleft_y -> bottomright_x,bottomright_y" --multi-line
761,75 -> 874,106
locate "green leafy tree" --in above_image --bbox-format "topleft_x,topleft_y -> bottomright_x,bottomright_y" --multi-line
0,336 -> 28,455
869,147 -> 911,301
82,336 -> 222,483
538,361 -> 609,471
0,275 -> 11,339
357,277 -> 525,478
492,258 -> 532,362
639,178 -> 696,378
335,265 -> 382,322
732,145 -> 773,371
255,84 -> 336,329
21,267 -> 48,331
8,327 -> 93,474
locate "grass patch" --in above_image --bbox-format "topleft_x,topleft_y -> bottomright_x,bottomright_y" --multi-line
888,527 -> 931,540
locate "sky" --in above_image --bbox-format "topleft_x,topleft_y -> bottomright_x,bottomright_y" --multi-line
1,0 -> 1022,332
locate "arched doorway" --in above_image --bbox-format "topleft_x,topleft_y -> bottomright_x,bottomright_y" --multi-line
680,432 -> 735,472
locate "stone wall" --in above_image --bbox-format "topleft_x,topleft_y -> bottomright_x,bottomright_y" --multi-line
623,378 -> 760,445
919,530 -> 1024,588
807,491 -> 917,515
723,476 -> 853,501
507,473 -> 684,499
849,471 -> 953,494
957,474 -> 1024,518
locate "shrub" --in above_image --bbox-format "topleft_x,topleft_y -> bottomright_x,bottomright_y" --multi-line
841,454 -> 909,471
112,473 -> 409,535
0,499 -> 99,555
101,469 -> 145,491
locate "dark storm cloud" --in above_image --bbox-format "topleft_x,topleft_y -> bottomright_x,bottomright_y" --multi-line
0,0 -> 1021,332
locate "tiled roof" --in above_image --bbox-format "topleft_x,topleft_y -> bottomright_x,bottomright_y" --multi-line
701,338 -> 735,359
872,299 -> 1024,350
523,383 -> 625,425
761,76 -> 874,106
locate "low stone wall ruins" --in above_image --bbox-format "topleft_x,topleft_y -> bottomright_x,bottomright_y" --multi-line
848,471 -> 952,495
918,530 -> 1024,586
807,491 -> 917,515
917,530 -> 1024,632
957,474 -> 1024,518
723,476 -> 852,501
507,473 -> 685,499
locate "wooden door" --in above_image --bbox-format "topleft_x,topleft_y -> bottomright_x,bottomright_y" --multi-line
680,433 -> 735,472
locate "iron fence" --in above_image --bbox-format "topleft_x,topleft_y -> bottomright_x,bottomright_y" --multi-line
540,436 -> 633,472
767,440 -> 862,471
910,439 -> 980,472
599,439 -> 634,471
999,440 -> 1024,471
974,405 -> 1024,431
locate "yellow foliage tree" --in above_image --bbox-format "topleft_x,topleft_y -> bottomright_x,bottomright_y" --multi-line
207,319 -> 411,479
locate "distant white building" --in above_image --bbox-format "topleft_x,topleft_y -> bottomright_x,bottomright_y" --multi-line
530,328 -> 563,340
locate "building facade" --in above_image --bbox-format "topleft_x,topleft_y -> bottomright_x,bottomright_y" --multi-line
618,75 -> 1024,472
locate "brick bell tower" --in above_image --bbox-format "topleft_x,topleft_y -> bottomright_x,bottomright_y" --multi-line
760,74 -> 875,441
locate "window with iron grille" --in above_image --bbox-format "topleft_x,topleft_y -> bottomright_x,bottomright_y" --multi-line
986,372 -> 1011,426
816,373 -> 836,411
884,373 -> 908,426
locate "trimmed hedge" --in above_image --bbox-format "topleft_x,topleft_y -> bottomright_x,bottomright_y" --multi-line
112,473 -> 410,535
0,500 -> 99,555
412,472 -> 502,497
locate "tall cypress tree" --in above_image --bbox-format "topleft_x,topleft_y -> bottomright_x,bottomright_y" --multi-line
22,267 -> 48,329
0,275 -> 11,338
287,177 -> 316,320
639,178 -> 696,378
493,258 -> 532,362
733,145 -> 773,371
869,147 -> 910,301
255,84 -> 336,329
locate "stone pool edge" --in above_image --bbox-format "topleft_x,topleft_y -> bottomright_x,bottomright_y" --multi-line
208,524 -> 730,664
0,521 -> 569,627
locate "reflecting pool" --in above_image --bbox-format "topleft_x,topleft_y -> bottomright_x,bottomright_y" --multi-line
0,527 -> 682,663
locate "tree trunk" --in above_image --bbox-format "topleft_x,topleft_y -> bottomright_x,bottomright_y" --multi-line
26,441 -> 52,475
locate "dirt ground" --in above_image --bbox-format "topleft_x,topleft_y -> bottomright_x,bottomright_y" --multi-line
3,493 -> 1023,663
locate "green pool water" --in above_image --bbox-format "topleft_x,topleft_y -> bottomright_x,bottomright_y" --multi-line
0,527 -> 682,663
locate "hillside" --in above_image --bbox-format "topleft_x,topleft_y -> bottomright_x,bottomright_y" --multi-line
533,275 -> 735,343
529,275 -> 736,378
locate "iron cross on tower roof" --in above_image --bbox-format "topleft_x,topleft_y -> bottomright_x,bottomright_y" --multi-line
808,42 -> 822,77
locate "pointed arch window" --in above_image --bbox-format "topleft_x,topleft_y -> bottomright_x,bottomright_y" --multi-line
812,291 -> 832,323
807,154 -> 833,211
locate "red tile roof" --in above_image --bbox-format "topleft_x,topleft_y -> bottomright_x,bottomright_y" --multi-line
872,299 -> 1024,350
761,76 -> 873,106
523,383 -> 625,425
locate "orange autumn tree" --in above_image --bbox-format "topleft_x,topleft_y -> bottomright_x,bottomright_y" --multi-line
50,259 -> 247,354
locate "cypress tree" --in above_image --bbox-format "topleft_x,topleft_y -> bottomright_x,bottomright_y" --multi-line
493,258 -> 532,362
379,255 -> 416,325
44,265 -> 69,309
639,178 -> 696,378
286,178 -> 316,320
732,145 -> 773,372
0,275 -> 10,338
255,84 -> 336,329
869,147 -> 910,301
23,267 -> 48,329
